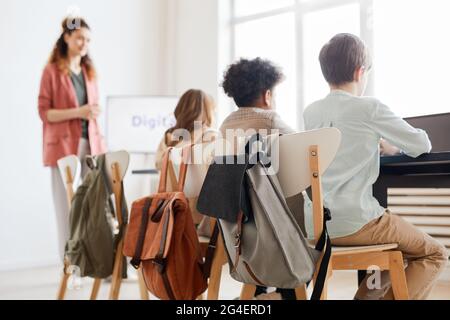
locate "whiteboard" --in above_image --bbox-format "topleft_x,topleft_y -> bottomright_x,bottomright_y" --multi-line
106,96 -> 177,153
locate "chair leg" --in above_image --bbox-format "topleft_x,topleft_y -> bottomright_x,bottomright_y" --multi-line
137,268 -> 149,300
240,284 -> 257,300
206,236 -> 226,300
109,241 -> 124,300
56,261 -> 69,300
57,273 -> 69,300
320,283 -> 328,300
388,251 -> 409,300
295,284 -> 308,300
90,278 -> 102,300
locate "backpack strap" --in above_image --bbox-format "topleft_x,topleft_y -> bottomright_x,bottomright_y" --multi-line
119,181 -> 128,226
231,211 -> 244,273
176,145 -> 192,191
158,148 -> 174,193
201,222 -> 220,279
310,208 -> 332,300
130,198 -> 167,269
153,203 -> 176,300
158,145 -> 192,193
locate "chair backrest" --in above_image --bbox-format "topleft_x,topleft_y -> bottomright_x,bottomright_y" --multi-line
168,128 -> 342,197
169,128 -> 342,241
57,155 -> 81,204
105,150 -> 130,184
168,143 -> 215,198
213,128 -> 341,196
277,129 -> 341,242
277,128 -> 341,198
164,129 -> 219,197
105,151 -> 130,227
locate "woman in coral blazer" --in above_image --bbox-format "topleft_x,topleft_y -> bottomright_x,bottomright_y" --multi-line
38,17 -> 106,260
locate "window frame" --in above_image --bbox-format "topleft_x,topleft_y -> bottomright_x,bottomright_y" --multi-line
229,0 -> 375,130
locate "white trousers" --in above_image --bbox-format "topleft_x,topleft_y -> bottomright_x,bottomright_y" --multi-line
50,138 -> 91,261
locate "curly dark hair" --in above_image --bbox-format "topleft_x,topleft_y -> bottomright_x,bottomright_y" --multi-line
221,58 -> 284,107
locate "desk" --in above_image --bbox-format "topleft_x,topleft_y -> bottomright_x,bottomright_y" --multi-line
357,152 -> 450,283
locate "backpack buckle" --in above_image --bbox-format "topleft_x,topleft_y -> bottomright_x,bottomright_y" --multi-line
234,233 -> 241,249
130,259 -> 140,270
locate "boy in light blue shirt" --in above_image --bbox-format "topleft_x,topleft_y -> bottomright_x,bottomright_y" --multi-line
303,33 -> 447,300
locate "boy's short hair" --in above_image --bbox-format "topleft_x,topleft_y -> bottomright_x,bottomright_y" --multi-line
319,33 -> 371,86
222,57 -> 284,107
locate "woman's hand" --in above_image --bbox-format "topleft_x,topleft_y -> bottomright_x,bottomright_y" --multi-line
78,104 -> 101,120
380,139 -> 401,156
46,105 -> 99,123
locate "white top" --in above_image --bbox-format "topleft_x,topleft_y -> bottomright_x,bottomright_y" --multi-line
303,90 -> 432,239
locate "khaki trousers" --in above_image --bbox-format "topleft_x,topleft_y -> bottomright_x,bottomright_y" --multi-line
51,138 -> 91,261
332,211 -> 448,300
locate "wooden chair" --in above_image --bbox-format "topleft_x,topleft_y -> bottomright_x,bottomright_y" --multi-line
56,152 -> 148,300
168,143 -> 228,300
105,151 -> 148,300
239,128 -> 409,300
56,155 -> 103,300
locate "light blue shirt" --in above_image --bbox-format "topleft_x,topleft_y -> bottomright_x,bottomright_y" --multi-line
303,90 -> 432,239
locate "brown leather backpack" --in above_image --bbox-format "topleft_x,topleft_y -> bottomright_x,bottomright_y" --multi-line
123,146 -> 217,300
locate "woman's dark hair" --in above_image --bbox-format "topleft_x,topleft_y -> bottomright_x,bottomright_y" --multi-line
48,17 -> 96,80
221,57 -> 284,107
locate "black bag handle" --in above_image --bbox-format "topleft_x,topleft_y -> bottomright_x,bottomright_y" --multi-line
245,133 -> 271,168
310,208 -> 332,300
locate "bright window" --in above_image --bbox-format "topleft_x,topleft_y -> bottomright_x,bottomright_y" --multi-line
303,3 -> 360,106
373,0 -> 450,117
234,0 -> 295,18
234,12 -> 297,128
229,0 -> 450,130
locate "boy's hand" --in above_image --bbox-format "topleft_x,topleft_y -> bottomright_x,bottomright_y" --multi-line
380,139 -> 401,156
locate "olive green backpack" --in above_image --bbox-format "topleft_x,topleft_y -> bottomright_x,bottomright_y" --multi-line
65,154 -> 128,279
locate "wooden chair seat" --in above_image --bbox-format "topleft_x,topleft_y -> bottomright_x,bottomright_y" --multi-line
332,243 -> 398,256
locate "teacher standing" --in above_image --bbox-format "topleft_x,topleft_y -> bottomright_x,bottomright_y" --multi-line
38,17 -> 106,261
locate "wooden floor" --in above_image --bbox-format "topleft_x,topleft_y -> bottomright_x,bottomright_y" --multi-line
0,265 -> 449,300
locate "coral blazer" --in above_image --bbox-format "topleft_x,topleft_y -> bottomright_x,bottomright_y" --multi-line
38,63 -> 107,167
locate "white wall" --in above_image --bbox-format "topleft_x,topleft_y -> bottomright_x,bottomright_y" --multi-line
0,0 -> 168,270
169,0 -> 233,125
0,0 -> 226,271
171,0 -> 219,97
